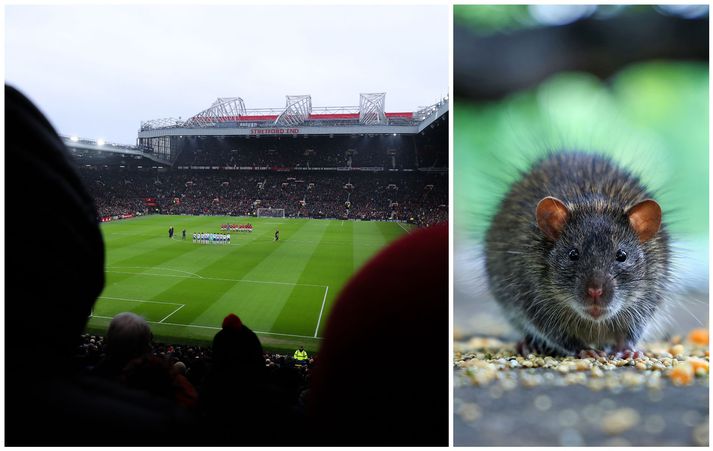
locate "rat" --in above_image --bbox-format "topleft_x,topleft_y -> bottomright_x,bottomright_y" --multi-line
484,152 -> 671,358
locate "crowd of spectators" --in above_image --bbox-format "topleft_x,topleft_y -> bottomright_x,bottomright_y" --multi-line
75,313 -> 314,440
173,134 -> 439,170
69,312 -> 314,444
79,169 -> 447,227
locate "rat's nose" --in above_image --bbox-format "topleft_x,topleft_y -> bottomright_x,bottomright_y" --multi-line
587,287 -> 603,299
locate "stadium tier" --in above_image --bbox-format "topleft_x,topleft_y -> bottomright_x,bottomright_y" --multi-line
80,168 -> 447,226
70,94 -> 448,227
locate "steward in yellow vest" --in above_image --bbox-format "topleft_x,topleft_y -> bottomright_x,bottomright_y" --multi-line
293,346 -> 308,364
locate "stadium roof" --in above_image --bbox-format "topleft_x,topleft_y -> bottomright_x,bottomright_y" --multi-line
138,93 -> 448,138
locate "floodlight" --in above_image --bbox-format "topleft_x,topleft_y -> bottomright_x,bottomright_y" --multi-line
97,139 -> 106,146
70,136 -> 79,142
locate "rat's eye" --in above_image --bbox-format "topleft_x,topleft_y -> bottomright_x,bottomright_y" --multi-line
568,249 -> 580,261
616,249 -> 627,262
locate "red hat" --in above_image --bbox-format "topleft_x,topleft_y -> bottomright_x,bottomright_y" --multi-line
221,313 -> 243,331
308,222 -> 448,445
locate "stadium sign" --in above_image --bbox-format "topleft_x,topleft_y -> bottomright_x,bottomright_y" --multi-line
250,128 -> 300,135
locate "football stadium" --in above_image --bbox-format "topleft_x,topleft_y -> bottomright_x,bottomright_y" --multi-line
67,93 -> 448,351
8,87 -> 448,445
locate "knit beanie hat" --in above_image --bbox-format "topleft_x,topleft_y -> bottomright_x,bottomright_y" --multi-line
308,223 -> 448,446
212,313 -> 265,375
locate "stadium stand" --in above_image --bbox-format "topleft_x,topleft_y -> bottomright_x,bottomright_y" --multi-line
79,170 -> 447,226
71,93 -> 447,228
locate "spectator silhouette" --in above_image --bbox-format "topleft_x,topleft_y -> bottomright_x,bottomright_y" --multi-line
122,354 -> 199,410
308,222 -> 448,446
93,312 -> 153,381
200,314 -> 301,445
5,85 -> 195,445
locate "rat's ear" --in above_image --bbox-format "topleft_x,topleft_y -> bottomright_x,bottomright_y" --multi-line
536,196 -> 569,241
627,199 -> 661,242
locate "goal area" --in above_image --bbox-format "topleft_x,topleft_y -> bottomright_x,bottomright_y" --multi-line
257,208 -> 285,218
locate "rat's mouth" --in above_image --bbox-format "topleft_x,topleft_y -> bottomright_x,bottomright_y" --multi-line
572,300 -> 613,322
585,305 -> 607,320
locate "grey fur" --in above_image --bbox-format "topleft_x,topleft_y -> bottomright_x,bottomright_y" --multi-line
485,152 -> 671,355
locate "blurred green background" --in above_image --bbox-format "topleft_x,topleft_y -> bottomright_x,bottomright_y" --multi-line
454,6 -> 709,246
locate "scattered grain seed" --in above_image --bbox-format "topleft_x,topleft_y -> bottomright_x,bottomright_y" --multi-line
456,402 -> 481,423
689,358 -> 709,374
601,408 -> 640,435
670,344 -> 685,358
688,328 -> 709,346
669,363 -> 694,386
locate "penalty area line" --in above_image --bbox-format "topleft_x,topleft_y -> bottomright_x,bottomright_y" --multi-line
99,296 -> 184,306
396,222 -> 411,233
158,304 -> 185,323
314,286 -> 329,338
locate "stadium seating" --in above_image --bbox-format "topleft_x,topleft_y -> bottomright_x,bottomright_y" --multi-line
79,169 -> 447,227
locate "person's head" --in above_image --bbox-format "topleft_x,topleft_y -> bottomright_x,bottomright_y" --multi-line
173,361 -> 187,375
6,85 -> 105,364
308,223 -> 448,446
299,346 -> 304,351
105,312 -> 153,363
212,313 -> 265,377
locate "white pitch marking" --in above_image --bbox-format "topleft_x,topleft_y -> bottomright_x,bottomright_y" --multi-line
90,314 -> 322,340
99,295 -> 184,306
106,266 -> 204,279
104,270 -> 327,288
158,304 -> 185,323
396,222 -> 411,233
314,286 -> 329,338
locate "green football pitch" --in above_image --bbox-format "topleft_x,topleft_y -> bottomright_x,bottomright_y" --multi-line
86,215 -> 414,352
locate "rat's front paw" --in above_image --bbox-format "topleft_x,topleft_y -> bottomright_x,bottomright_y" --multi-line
613,340 -> 645,359
516,339 -> 536,357
613,349 -> 644,360
517,337 -> 564,357
578,349 -> 607,359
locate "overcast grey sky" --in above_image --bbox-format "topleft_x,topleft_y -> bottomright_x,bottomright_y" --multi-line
5,5 -> 448,144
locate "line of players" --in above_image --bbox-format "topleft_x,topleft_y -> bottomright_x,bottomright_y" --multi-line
170,225 -> 279,243
193,232 -> 231,244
